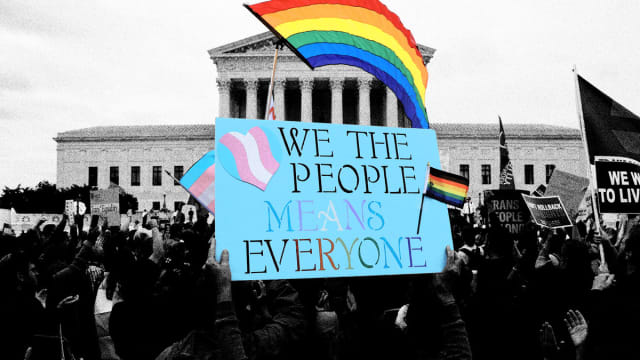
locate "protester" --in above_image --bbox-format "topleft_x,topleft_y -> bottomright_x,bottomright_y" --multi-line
3,200 -> 640,360
155,236 -> 246,360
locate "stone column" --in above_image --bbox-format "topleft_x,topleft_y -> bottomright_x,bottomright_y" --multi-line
386,87 -> 398,127
216,79 -> 231,118
245,79 -> 259,119
330,79 -> 344,124
301,78 -> 314,122
358,78 -> 372,126
274,80 -> 286,120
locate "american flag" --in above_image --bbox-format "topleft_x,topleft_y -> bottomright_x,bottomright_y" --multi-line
499,116 -> 515,189
266,88 -> 276,120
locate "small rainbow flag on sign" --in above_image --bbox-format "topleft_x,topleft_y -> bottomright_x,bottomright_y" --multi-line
424,165 -> 469,209
178,150 -> 216,214
245,0 -> 430,129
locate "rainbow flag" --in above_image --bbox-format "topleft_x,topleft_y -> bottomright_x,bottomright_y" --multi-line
179,150 -> 216,214
424,166 -> 469,209
245,0 -> 429,129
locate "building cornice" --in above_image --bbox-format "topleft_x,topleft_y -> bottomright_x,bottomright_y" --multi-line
54,123 -> 581,143
208,31 -> 436,64
435,133 -> 581,141
53,134 -> 215,143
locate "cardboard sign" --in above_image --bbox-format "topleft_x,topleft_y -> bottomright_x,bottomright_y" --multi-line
11,213 -> 64,233
575,190 -> 594,223
522,195 -> 572,228
90,189 -> 120,226
215,118 -> 451,280
65,200 -> 87,216
0,209 -> 11,228
595,157 -> 640,214
545,170 -> 590,219
483,189 -> 530,235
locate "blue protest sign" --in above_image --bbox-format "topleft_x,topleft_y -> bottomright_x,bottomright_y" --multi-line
215,118 -> 451,280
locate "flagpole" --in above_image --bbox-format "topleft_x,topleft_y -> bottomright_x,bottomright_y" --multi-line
264,43 -> 281,120
165,170 -> 214,216
573,66 -> 603,236
416,162 -> 430,234
164,170 -> 184,189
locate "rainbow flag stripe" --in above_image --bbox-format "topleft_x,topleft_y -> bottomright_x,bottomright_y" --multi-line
180,150 -> 216,214
246,0 -> 429,129
425,167 -> 469,208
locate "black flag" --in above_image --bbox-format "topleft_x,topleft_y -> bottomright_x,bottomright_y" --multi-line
499,116 -> 515,189
577,75 -> 640,164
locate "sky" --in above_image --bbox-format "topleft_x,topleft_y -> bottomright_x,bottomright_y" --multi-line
1,0 -> 640,190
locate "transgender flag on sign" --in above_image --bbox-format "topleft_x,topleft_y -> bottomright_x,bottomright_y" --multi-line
179,150 -> 216,214
218,126 -> 281,191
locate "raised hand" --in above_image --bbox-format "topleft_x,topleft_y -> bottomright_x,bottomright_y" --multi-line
564,310 -> 588,348
205,235 -> 232,303
592,273 -> 615,291
149,223 -> 165,264
539,321 -> 559,359
431,245 -> 462,305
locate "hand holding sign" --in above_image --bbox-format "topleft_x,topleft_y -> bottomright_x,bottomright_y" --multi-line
522,195 -> 572,229
431,246 -> 462,305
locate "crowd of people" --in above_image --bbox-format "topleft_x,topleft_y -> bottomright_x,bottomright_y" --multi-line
1,205 -> 639,360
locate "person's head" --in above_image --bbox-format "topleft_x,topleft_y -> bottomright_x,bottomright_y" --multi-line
488,211 -> 501,228
485,226 -> 513,260
0,251 -> 37,296
176,211 -> 185,224
517,223 -> 539,255
130,228 -> 153,261
178,229 -> 209,269
547,232 -> 564,256
474,205 -> 486,223
623,226 -> 640,276
462,226 -> 476,247
41,223 -> 56,243
15,230 -> 43,264
560,239 -> 589,272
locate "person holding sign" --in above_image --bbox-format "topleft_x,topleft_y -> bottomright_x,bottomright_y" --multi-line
155,236 -> 247,360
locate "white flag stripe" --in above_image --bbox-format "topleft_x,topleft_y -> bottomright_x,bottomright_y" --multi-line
229,131 -> 272,184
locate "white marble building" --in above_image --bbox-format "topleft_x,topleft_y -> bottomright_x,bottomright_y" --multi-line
54,32 -> 588,211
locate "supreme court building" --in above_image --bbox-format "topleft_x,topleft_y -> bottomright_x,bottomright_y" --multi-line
55,33 -> 589,211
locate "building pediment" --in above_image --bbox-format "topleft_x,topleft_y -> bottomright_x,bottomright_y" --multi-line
209,32 -> 286,57
209,31 -> 436,64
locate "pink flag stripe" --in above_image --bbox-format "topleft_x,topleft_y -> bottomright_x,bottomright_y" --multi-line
197,176 -> 216,208
207,199 -> 215,214
188,164 -> 215,197
249,127 -> 280,174
220,133 -> 268,190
